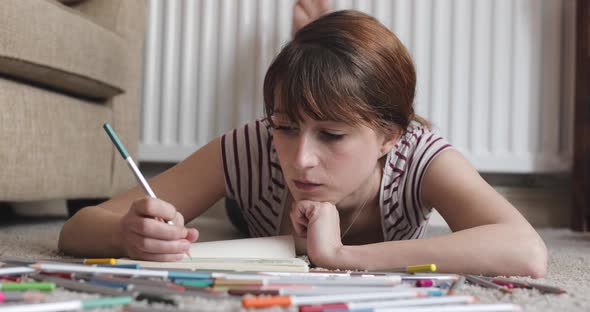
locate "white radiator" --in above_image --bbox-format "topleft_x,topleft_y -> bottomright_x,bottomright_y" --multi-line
140,0 -> 575,173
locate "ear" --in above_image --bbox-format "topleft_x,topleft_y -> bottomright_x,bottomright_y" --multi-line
379,128 -> 400,157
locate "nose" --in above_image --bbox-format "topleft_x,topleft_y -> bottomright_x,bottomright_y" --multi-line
293,134 -> 319,170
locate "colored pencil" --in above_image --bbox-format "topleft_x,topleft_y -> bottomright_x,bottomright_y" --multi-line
0,296 -> 132,312
86,278 -> 132,290
448,275 -> 466,295
0,282 -> 55,291
228,286 -> 443,297
29,262 -> 206,279
103,123 -> 191,259
465,275 -> 512,294
31,274 -> 127,297
84,258 -> 117,265
242,291 -> 425,308
77,274 -> 181,289
0,291 -> 46,303
400,274 -> 459,281
0,267 -> 36,276
174,279 -> 214,287
486,277 -> 530,289
215,272 -> 402,282
31,273 -> 218,301
299,296 -> 476,312
526,281 -> 566,294
97,264 -> 141,269
479,276 -> 567,294
217,277 -> 400,287
325,304 -> 522,312
387,264 -> 437,273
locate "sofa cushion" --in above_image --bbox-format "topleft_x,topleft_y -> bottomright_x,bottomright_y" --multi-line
0,0 -> 127,100
0,77 -> 113,201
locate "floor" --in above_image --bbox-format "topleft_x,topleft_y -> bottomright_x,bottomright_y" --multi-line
0,207 -> 589,311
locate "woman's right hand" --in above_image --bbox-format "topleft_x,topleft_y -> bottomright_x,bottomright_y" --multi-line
120,197 -> 199,261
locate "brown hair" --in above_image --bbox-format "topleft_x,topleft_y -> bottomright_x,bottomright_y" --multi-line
263,10 -> 428,135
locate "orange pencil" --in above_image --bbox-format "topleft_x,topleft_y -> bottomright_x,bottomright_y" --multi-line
242,291 -> 423,309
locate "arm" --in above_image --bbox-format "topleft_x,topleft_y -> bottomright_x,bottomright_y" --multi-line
336,149 -> 547,277
58,137 -> 226,259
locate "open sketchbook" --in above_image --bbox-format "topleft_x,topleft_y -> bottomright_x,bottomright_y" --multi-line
117,235 -> 309,272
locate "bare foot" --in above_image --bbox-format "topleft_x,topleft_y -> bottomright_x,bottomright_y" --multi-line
292,0 -> 332,36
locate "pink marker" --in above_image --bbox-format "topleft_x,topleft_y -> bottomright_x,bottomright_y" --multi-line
416,279 -> 433,287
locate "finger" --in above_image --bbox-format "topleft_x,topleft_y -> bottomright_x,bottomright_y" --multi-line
186,228 -> 199,242
291,222 -> 307,238
290,209 -> 309,228
128,217 -> 188,240
172,211 -> 186,227
128,233 -> 191,255
290,204 -> 310,237
300,203 -> 319,221
131,197 -> 178,222
290,212 -> 307,237
291,201 -> 310,222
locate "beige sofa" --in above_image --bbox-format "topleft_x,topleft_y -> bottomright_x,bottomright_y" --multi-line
0,0 -> 145,204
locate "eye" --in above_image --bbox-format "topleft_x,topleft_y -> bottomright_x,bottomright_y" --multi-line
320,131 -> 345,141
274,125 -> 298,134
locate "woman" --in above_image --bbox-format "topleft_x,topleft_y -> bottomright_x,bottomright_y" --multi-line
59,6 -> 547,277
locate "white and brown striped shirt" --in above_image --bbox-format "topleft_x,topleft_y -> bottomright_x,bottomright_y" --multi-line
221,119 -> 452,241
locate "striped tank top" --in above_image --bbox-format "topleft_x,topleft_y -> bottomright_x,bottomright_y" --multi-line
221,118 -> 452,241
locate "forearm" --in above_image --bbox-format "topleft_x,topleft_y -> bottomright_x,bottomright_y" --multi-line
58,207 -> 125,258
335,223 -> 547,278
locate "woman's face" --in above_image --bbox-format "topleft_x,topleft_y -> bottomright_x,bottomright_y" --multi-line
272,112 -> 392,207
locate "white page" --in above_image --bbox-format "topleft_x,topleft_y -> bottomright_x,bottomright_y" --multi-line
187,235 -> 296,259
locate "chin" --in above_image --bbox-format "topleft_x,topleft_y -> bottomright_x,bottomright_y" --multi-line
292,192 -> 338,204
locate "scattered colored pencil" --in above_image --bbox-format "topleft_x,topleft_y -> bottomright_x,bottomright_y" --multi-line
0,296 -> 132,312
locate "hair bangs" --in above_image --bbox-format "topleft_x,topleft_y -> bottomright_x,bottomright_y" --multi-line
264,43 -> 373,128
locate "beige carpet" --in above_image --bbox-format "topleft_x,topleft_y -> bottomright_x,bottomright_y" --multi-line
0,214 -> 589,311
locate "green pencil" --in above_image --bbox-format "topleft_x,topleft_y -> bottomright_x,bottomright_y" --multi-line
0,282 -> 55,291
103,124 -> 161,205
103,123 -> 192,258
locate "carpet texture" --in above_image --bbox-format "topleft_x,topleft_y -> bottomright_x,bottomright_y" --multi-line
0,215 -> 589,311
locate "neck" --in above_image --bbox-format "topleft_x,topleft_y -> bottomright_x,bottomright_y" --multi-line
337,164 -> 382,218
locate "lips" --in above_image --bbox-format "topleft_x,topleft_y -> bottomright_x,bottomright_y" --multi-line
293,180 -> 322,191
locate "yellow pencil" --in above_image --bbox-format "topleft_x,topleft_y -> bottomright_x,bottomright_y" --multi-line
388,264 -> 437,273
84,258 -> 117,265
